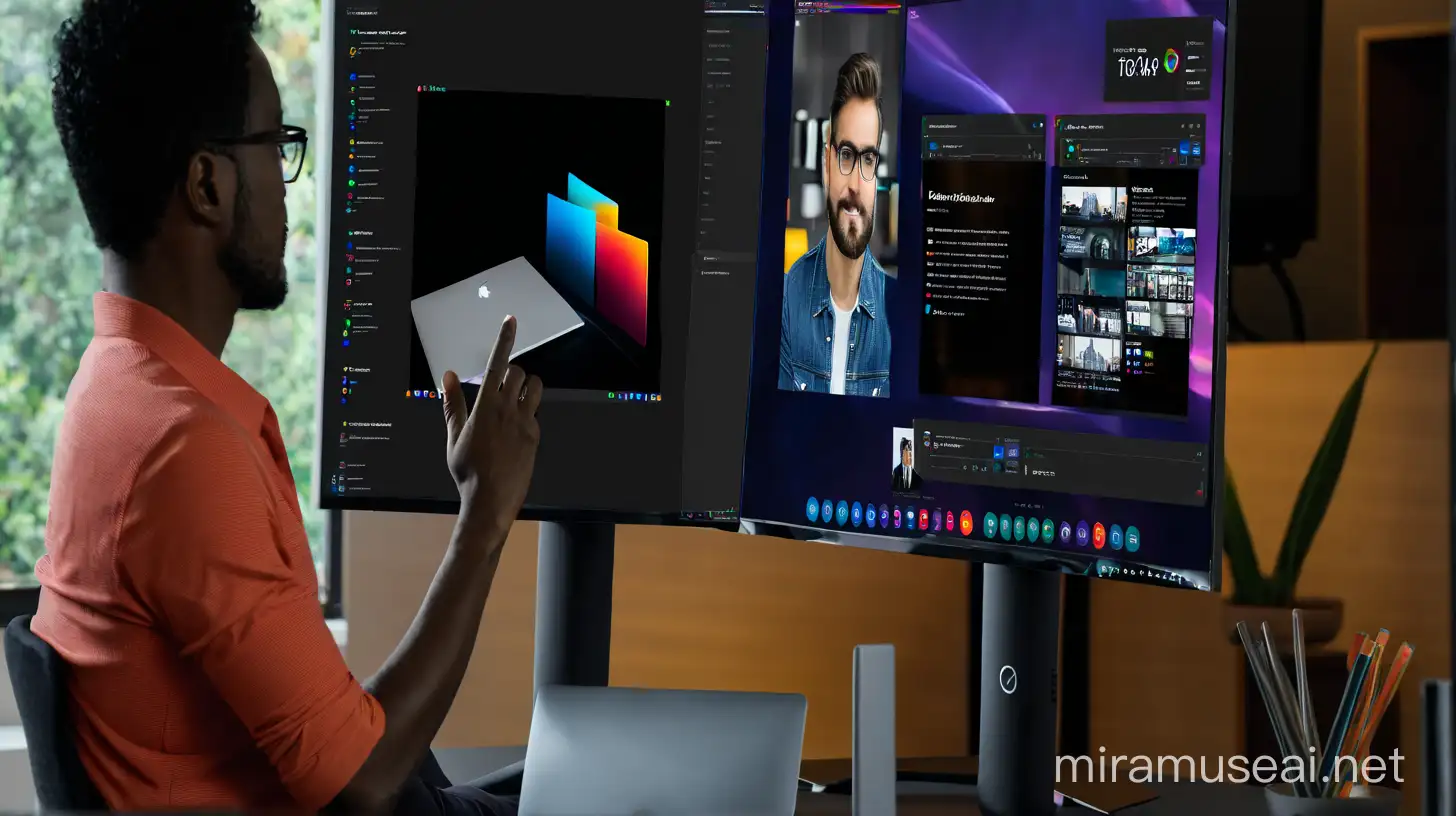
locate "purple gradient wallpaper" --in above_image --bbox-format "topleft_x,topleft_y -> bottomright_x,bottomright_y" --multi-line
741,0 -> 1231,583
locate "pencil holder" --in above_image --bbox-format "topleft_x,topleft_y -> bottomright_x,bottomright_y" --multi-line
1264,783 -> 1401,815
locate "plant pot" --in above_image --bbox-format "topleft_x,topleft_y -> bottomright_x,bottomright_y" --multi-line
1223,597 -> 1344,652
1265,782 -> 1400,815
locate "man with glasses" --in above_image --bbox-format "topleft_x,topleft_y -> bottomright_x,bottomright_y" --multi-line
779,52 -> 892,398
31,2 -> 537,814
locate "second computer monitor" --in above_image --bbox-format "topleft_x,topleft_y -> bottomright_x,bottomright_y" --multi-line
742,0 -> 1232,590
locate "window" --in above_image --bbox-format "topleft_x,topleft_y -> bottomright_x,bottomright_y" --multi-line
0,0 -> 339,614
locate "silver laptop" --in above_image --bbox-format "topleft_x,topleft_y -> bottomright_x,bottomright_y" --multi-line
519,685 -> 807,816
410,256 -> 583,386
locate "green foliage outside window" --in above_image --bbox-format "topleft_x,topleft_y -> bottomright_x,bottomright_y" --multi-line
0,0 -> 328,586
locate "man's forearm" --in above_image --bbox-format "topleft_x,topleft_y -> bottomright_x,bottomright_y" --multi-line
334,512 -> 507,809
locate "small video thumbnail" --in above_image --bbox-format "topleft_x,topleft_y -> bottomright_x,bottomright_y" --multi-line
1057,295 -> 1124,337
1059,186 -> 1128,223
1059,224 -> 1126,262
1057,263 -> 1127,299
1125,300 -> 1193,339
891,426 -> 922,493
1129,226 -> 1196,263
408,89 -> 666,395
1057,333 -> 1123,374
1126,264 -> 1195,302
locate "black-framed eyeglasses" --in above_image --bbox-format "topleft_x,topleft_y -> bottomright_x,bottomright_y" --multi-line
835,142 -> 880,182
208,124 -> 309,183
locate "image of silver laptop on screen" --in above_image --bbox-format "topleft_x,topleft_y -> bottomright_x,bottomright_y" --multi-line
410,256 -> 584,386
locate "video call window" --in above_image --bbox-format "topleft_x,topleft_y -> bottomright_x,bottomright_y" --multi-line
778,3 -> 902,399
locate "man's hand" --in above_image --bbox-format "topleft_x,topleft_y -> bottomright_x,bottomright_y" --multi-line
440,315 -> 543,540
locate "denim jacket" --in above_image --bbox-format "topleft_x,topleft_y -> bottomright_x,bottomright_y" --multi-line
778,237 -> 891,398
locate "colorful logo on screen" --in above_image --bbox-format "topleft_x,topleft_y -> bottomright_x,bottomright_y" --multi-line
1163,47 -> 1180,73
544,173 -> 649,346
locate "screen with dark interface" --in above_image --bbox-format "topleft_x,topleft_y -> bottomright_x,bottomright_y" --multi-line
742,0 -> 1231,590
318,0 -> 766,520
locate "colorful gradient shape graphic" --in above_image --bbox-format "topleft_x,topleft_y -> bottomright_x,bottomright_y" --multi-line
595,222 -> 649,346
567,173 -> 620,230
544,193 -> 596,305
1163,47 -> 1180,73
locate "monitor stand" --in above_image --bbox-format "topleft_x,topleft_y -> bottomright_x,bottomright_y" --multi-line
978,564 -> 1060,816
534,520 -> 615,691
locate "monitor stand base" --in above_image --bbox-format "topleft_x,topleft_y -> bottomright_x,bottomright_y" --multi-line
978,564 -> 1060,816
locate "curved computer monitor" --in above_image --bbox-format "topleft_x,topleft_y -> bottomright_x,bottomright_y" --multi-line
740,0 -> 1233,591
315,0 -> 768,522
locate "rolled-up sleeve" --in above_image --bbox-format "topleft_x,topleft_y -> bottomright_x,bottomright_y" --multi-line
120,418 -> 385,811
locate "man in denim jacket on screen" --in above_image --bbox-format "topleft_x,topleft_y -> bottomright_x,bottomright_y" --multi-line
779,52 -> 891,398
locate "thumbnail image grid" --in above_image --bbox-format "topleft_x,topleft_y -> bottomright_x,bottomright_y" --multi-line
408,90 -> 666,395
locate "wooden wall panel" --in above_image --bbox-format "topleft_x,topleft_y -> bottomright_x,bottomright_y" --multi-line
345,516 -> 970,760
1090,341 -> 1450,812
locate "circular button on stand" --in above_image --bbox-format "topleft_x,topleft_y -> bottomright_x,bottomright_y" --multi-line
1125,526 -> 1141,553
1092,523 -> 1106,550
1109,524 -> 1124,551
806,497 -> 819,522
1075,521 -> 1090,547
850,502 -> 863,527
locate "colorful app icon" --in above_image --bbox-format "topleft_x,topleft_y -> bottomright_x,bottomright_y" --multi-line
835,501 -> 850,526
1092,522 -> 1106,550
993,445 -> 1005,460
1013,517 -> 1026,542
1026,517 -> 1039,543
894,507 -> 903,528
932,509 -> 943,532
865,504 -> 877,527
984,512 -> 997,538
917,509 -> 930,530
1109,524 -> 1124,551
879,504 -> 890,529
945,510 -> 955,531
851,502 -> 863,527
1041,519 -> 1055,544
999,514 -> 1013,541
1125,526 -> 1141,553
806,497 -> 819,522
821,500 -> 834,523
1060,521 -> 1073,544
1075,521 -> 1090,547
959,511 -> 973,536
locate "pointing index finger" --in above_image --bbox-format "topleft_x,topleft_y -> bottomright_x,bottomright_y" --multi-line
480,315 -> 517,394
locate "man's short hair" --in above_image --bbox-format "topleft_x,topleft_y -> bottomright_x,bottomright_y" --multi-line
829,52 -> 882,143
900,438 -> 912,455
52,0 -> 262,260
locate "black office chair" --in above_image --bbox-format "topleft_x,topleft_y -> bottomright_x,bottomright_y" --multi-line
4,614 -> 108,812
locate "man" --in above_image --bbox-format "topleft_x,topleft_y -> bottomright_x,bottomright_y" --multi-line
32,2 -> 535,814
779,53 -> 891,398
892,438 -> 921,493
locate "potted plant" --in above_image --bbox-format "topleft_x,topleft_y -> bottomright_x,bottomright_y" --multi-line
1220,345 -> 1380,651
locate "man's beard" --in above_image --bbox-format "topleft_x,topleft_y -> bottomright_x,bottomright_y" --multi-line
827,190 -> 874,261
219,179 -> 288,311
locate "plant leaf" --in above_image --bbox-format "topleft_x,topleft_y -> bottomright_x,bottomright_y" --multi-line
1271,344 -> 1380,599
1222,466 -> 1269,605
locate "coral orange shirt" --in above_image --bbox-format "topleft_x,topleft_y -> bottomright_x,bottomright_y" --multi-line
31,292 -> 384,812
